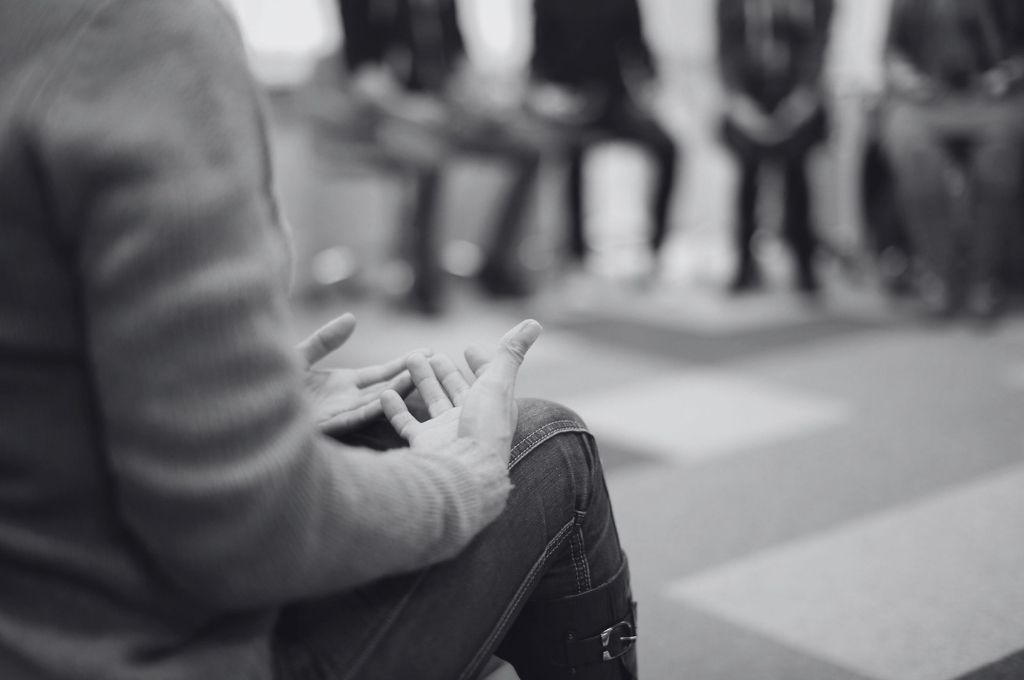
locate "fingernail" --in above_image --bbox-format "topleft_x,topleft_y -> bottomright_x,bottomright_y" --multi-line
520,319 -> 542,337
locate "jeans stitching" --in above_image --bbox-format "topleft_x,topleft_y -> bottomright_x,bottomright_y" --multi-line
573,512 -> 592,593
457,518 -> 576,680
570,529 -> 585,593
508,420 -> 588,470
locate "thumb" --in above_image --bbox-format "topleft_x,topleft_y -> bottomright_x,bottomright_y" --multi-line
297,313 -> 357,367
493,319 -> 543,373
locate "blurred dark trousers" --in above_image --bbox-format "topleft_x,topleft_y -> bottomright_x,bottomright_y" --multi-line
566,103 -> 679,260
362,111 -> 542,310
426,117 -> 542,277
272,398 -> 635,680
880,94 -> 1024,288
721,105 -> 828,280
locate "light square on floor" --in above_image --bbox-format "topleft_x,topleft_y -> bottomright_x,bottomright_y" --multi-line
567,369 -> 850,463
667,464 -> 1024,680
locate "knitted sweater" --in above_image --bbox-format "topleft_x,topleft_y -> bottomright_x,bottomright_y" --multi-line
0,1 -> 510,678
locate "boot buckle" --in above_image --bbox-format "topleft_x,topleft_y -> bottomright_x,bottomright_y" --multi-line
600,621 -> 636,661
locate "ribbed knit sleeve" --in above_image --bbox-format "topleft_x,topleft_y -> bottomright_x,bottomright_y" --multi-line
29,0 -> 510,610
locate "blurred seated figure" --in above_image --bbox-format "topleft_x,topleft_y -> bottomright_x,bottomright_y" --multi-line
316,0 -> 545,314
880,0 -> 1024,321
528,0 -> 680,284
717,0 -> 835,295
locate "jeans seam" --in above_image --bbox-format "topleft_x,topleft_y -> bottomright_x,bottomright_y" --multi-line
457,518 -> 577,680
570,529 -> 585,593
508,420 -> 589,471
571,512 -> 592,594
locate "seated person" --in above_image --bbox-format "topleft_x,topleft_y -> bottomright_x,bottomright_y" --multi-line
880,0 -> 1024,320
717,0 -> 835,295
0,1 -> 637,679
528,0 -> 680,284
316,0 -> 546,315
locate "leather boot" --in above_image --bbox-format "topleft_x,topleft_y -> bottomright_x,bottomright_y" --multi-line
499,558 -> 638,679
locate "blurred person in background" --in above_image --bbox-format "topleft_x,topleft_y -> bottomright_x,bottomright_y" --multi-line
312,0 -> 545,315
717,0 -> 835,296
528,0 -> 680,285
881,0 -> 1024,321
0,1 -> 639,679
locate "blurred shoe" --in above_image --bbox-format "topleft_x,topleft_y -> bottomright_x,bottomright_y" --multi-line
878,246 -> 914,297
795,264 -> 820,297
918,273 -> 956,318
728,264 -> 763,294
965,279 -> 1004,325
628,252 -> 664,291
402,274 -> 445,317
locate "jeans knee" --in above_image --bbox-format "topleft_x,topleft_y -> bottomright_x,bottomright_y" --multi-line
508,399 -> 606,516
515,398 -> 587,438
508,399 -> 592,470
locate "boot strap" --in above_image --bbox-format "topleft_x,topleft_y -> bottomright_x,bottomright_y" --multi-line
564,601 -> 637,666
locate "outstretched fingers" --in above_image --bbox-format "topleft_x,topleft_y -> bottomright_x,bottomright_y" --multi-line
354,348 -> 431,388
429,354 -> 471,406
406,352 -> 453,417
381,389 -> 418,440
322,399 -> 383,434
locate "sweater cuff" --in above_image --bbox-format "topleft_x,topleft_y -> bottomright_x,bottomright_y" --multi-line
410,438 -> 512,557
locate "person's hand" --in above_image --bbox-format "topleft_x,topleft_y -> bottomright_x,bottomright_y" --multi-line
981,66 -> 1015,99
297,313 -> 417,434
526,82 -> 598,125
381,352 -> 465,450
777,87 -> 818,129
728,93 -> 783,144
622,63 -> 659,112
380,320 -> 543,463
885,58 -> 940,103
630,79 -> 661,116
350,65 -> 401,105
456,320 -> 542,462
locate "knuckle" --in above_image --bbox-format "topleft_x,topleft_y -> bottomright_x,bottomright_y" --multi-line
503,342 -> 527,364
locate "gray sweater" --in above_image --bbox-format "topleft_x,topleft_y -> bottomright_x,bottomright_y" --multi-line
0,1 -> 510,678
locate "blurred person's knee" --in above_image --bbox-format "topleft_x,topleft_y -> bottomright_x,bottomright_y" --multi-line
881,103 -> 936,160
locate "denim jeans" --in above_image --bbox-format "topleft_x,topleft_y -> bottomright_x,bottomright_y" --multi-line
272,399 -> 633,680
